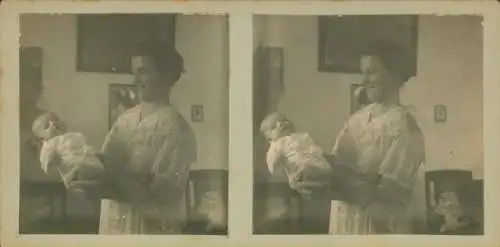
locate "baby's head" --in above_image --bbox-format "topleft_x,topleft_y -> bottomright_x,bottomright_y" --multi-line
32,111 -> 67,141
260,112 -> 295,142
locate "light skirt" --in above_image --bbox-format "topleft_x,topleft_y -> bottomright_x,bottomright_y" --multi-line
99,198 -> 185,235
328,200 -> 376,234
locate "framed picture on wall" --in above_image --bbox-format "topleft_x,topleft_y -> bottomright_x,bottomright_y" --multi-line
76,14 -> 176,74
318,15 -> 418,76
350,84 -> 366,114
109,84 -> 140,129
20,46 -> 43,96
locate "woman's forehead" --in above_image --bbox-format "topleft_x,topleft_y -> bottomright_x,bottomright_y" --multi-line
131,55 -> 156,73
360,55 -> 385,70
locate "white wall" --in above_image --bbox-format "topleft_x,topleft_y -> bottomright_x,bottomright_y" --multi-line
20,14 -> 229,216
254,15 -> 484,178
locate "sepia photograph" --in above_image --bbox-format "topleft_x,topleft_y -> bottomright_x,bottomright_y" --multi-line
18,13 -> 229,235
2,0 -> 500,246
252,14 -> 484,235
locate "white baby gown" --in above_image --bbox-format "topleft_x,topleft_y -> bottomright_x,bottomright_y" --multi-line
40,132 -> 105,190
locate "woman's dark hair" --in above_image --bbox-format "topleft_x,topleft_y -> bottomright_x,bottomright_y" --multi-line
134,40 -> 185,84
360,39 -> 412,85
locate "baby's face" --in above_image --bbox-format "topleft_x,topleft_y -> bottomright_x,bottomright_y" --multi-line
34,113 -> 66,140
263,125 -> 281,142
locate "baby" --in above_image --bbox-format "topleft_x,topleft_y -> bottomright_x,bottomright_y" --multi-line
260,112 -> 333,198
32,112 -> 105,194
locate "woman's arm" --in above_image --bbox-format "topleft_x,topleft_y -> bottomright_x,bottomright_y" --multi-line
101,167 -> 152,203
100,119 -> 124,169
328,123 -> 381,202
148,118 -> 186,204
328,162 -> 381,204
98,116 -> 150,202
363,123 -> 425,232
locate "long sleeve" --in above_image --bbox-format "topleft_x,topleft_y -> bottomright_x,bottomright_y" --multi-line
101,117 -> 127,170
330,123 -> 370,201
99,116 -> 143,202
364,118 -> 425,232
39,140 -> 58,175
332,124 -> 356,167
266,141 -> 285,175
149,118 -> 185,203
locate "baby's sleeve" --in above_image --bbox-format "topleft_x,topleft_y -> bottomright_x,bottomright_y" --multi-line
40,139 -> 58,175
266,141 -> 285,174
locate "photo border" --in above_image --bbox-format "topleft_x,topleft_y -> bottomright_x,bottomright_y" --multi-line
1,1 -> 500,247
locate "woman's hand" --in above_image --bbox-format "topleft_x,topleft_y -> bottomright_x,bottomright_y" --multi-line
68,179 -> 101,190
102,168 -> 152,204
329,163 -> 381,205
293,180 -> 330,199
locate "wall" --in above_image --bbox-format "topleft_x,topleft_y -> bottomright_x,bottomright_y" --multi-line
254,15 -> 483,229
254,15 -> 483,178
20,14 -> 229,216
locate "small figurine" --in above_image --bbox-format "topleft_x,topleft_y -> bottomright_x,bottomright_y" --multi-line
434,190 -> 471,233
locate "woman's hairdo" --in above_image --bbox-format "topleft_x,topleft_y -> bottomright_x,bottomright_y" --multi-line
360,39 -> 412,85
134,39 -> 185,83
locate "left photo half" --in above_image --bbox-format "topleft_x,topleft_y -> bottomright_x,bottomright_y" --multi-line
18,13 -> 229,235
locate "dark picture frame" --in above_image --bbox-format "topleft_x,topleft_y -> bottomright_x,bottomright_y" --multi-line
191,105 -> 204,122
108,84 -> 140,129
76,14 -> 176,74
318,15 -> 418,76
20,46 -> 43,96
434,105 -> 447,123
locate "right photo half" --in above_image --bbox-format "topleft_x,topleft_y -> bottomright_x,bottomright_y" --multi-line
252,14 -> 484,235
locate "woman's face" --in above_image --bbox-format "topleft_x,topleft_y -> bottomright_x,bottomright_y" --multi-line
133,56 -> 170,103
263,125 -> 281,142
360,55 -> 396,103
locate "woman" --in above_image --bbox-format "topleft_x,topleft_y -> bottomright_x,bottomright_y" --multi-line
328,40 -> 426,234
98,40 -> 197,234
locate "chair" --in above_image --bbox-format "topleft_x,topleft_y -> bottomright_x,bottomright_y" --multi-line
424,169 -> 483,235
20,181 -> 68,234
184,169 -> 228,235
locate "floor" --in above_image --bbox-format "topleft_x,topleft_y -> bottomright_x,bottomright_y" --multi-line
23,217 -> 227,235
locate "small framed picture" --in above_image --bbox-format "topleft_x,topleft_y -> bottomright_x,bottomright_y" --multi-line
434,105 -> 447,123
350,84 -> 366,115
109,84 -> 140,129
192,105 -> 204,122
